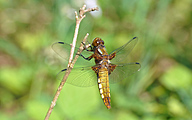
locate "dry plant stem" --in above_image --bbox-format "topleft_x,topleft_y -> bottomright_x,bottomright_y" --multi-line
44,5 -> 98,120
68,5 -> 98,67
44,34 -> 89,120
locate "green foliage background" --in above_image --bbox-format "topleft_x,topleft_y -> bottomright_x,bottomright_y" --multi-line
0,0 -> 192,120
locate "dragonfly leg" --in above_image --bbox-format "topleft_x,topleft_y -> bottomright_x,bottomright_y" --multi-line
81,42 -> 93,52
79,54 -> 94,61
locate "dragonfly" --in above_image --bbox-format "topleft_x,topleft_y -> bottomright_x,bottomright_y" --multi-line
52,37 -> 141,109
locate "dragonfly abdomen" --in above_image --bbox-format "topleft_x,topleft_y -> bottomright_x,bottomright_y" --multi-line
98,68 -> 111,109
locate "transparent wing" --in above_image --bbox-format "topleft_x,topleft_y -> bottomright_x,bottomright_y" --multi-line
52,42 -> 72,61
56,66 -> 97,87
52,41 -> 94,66
109,37 -> 138,63
109,62 -> 141,84
56,62 -> 140,86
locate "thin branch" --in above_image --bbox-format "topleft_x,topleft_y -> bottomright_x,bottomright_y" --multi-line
68,5 -> 98,67
44,34 -> 89,120
44,5 -> 98,120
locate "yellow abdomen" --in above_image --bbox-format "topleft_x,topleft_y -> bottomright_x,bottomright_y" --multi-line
98,68 -> 111,109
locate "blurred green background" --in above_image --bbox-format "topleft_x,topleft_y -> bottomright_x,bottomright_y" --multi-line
0,0 -> 192,120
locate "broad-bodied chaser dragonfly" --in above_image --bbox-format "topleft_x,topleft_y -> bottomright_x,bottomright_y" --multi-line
52,37 -> 141,109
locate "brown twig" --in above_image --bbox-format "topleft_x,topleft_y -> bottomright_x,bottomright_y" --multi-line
44,5 -> 98,120
68,5 -> 98,67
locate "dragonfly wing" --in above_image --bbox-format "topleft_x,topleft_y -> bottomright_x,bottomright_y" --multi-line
52,42 -> 74,61
52,41 -> 94,66
109,62 -> 141,84
56,66 -> 97,87
109,37 -> 138,63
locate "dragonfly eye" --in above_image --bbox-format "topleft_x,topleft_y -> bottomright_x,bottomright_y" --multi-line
92,37 -> 104,47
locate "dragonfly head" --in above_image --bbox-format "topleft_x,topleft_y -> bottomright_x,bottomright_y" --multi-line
92,37 -> 104,47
